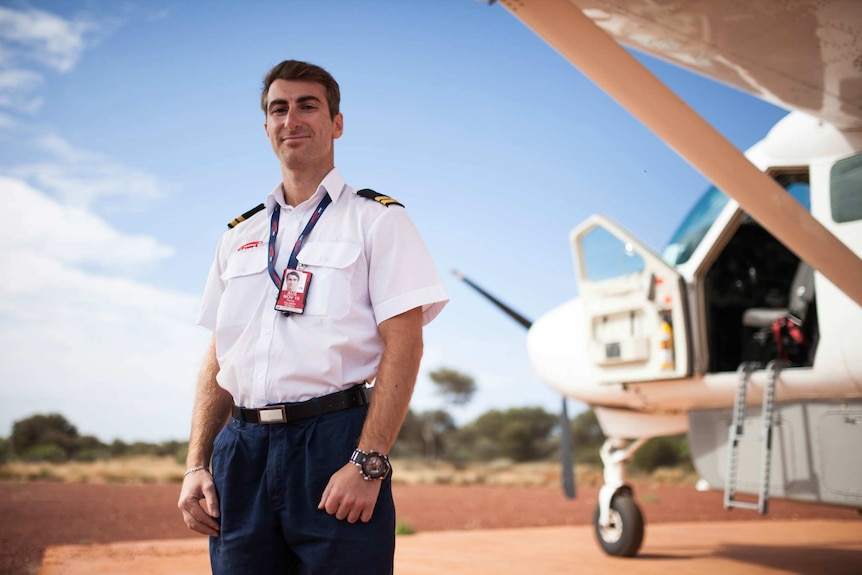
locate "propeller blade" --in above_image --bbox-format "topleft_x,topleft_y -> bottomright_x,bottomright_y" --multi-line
451,269 -> 533,330
560,397 -> 576,499
452,269 -> 574,495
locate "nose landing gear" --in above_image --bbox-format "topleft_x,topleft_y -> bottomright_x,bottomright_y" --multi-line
594,437 -> 647,557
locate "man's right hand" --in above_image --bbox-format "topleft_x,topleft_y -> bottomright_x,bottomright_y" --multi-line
178,468 -> 221,537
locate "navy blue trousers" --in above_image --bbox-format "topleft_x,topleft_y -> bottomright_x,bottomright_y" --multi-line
209,404 -> 395,575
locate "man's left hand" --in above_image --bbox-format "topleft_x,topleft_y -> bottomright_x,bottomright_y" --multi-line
317,463 -> 382,523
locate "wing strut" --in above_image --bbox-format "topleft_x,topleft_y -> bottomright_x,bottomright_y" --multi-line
499,0 -> 862,308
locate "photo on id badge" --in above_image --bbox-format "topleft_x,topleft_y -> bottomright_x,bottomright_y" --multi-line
275,268 -> 312,314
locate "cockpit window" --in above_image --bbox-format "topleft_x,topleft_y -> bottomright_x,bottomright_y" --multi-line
662,174 -> 811,267
831,153 -> 862,223
661,186 -> 728,266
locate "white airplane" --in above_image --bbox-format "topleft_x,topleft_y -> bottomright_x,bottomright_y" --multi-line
458,0 -> 862,557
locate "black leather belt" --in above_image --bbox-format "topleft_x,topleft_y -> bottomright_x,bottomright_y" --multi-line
232,384 -> 370,424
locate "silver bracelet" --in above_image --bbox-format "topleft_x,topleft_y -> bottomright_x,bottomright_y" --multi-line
184,465 -> 211,477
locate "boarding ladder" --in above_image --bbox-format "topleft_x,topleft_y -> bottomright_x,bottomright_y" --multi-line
723,360 -> 784,514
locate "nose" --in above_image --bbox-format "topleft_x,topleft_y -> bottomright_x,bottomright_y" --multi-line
284,107 -> 302,131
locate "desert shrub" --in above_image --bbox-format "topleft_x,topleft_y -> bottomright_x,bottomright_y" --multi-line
0,437 -> 10,465
395,522 -> 416,535
631,434 -> 693,472
174,443 -> 189,465
109,439 -> 128,457
461,407 -> 557,462
21,443 -> 68,462
12,414 -> 79,458
568,408 -> 605,465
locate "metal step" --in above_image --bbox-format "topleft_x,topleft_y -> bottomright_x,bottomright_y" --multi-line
723,361 -> 784,514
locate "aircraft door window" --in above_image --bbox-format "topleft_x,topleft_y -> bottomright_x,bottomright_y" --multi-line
581,227 -> 645,282
571,215 -> 690,384
830,153 -> 862,223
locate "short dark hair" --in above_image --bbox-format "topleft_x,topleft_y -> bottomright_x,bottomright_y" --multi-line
260,60 -> 340,119
286,271 -> 300,280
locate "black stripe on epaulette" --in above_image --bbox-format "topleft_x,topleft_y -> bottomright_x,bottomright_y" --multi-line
356,188 -> 404,208
227,203 -> 265,228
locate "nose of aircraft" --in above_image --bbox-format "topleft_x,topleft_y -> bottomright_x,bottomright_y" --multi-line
527,297 -> 599,402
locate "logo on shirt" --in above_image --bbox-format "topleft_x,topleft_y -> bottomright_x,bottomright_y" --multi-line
237,240 -> 264,252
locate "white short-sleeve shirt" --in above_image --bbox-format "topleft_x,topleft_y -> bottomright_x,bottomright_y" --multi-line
198,168 -> 448,408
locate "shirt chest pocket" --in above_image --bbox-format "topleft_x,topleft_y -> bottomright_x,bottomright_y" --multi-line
297,241 -> 362,319
218,249 -> 268,326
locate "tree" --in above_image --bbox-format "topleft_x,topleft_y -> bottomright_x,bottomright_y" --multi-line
0,436 -> 10,465
631,434 -> 693,472
395,408 -> 455,460
11,413 -> 80,460
429,368 -> 476,406
569,408 -> 606,465
463,407 -> 558,462
419,410 -> 456,462
419,367 -> 477,463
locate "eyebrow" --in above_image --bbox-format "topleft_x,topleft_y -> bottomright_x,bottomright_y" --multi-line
268,95 -> 323,111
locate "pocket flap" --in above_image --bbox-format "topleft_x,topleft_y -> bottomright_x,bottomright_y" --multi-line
298,242 -> 361,269
220,250 -> 267,280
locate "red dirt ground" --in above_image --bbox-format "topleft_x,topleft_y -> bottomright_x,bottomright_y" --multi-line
1,481 -> 858,575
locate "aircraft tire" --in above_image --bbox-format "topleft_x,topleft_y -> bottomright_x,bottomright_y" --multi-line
592,493 -> 645,557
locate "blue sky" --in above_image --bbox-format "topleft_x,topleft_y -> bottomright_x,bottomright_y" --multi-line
0,0 -> 789,442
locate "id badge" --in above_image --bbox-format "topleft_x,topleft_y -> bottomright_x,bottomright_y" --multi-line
275,268 -> 312,314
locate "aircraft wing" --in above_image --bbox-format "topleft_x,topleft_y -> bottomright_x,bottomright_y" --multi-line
493,0 -> 862,308
535,0 -> 862,130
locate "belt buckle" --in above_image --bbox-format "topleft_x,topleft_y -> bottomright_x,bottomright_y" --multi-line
258,405 -> 287,424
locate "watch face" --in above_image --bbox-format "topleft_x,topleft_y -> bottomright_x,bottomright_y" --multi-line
363,454 -> 390,479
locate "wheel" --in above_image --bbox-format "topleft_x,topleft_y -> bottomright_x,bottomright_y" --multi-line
592,493 -> 645,557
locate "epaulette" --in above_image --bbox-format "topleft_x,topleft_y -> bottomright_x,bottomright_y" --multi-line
356,188 -> 404,208
227,203 -> 265,229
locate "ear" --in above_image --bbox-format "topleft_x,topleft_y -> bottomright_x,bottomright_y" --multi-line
332,113 -> 344,139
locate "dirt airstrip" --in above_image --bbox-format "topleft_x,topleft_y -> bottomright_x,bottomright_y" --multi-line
1,480 -> 859,575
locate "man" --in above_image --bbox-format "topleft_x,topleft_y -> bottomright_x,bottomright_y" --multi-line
178,59 -> 448,574
284,270 -> 301,292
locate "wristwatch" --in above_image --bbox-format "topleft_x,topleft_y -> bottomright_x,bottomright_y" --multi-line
350,449 -> 392,480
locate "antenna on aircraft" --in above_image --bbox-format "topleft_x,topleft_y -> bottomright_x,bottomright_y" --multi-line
451,269 -> 576,499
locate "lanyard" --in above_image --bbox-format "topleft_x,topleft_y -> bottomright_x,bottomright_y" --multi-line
267,194 -> 332,289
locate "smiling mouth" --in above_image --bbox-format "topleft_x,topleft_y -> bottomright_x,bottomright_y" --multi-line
282,134 -> 309,142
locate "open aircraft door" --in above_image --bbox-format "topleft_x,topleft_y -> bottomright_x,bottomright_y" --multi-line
572,215 -> 691,385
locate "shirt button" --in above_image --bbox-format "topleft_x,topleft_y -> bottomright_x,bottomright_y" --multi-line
263,328 -> 271,335
256,373 -> 264,379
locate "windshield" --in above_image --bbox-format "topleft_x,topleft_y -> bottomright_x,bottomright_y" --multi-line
662,175 -> 811,266
661,185 -> 729,266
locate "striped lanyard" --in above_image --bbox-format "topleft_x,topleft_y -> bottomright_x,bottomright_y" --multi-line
267,194 -> 332,289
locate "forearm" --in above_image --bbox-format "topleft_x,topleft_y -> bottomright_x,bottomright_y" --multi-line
185,335 -> 232,468
358,307 -> 424,454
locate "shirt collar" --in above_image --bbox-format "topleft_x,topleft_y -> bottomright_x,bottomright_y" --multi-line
265,168 -> 346,213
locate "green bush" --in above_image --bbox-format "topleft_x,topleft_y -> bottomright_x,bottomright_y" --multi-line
174,443 -> 189,465
631,434 -> 693,472
12,414 -> 79,457
0,436 -> 10,465
568,408 -> 605,465
21,443 -> 68,462
395,522 -> 416,535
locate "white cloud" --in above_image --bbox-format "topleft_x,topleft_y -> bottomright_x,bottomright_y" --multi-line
0,176 -> 208,442
0,7 -> 92,73
0,6 -> 98,121
1,176 -> 172,274
11,134 -> 167,208
0,69 -> 42,91
0,5 -> 192,441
